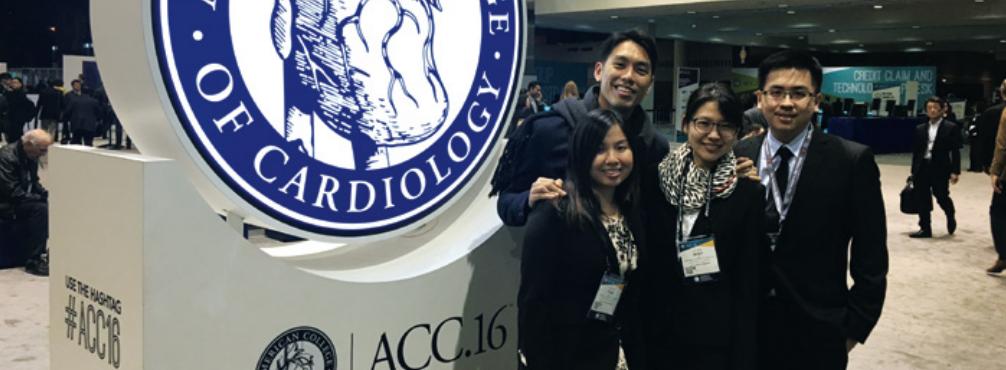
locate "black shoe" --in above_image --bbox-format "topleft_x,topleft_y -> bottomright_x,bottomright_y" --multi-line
24,259 -> 48,276
948,217 -> 957,235
987,260 -> 1006,274
909,229 -> 932,238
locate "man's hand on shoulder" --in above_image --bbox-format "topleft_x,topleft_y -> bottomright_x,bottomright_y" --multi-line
736,157 -> 760,182
528,177 -> 566,207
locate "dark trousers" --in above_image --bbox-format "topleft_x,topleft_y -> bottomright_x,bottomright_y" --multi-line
60,121 -> 72,143
759,297 -> 848,370
14,200 -> 48,263
990,191 -> 1006,260
915,162 -> 955,231
71,130 -> 95,146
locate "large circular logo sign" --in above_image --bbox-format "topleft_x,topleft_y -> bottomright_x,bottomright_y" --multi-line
152,0 -> 523,237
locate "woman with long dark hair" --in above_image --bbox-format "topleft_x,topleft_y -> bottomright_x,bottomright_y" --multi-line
641,83 -> 764,370
518,109 -> 645,370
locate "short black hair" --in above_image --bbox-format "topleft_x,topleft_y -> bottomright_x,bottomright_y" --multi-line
683,83 -> 743,130
527,81 -> 540,90
926,95 -> 946,108
71,79 -> 82,86
599,29 -> 659,70
0,73 -> 10,81
758,50 -> 823,92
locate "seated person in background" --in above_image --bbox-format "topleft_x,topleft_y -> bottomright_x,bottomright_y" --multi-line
0,129 -> 53,276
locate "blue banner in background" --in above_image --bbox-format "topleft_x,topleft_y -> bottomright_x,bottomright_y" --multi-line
820,66 -> 937,113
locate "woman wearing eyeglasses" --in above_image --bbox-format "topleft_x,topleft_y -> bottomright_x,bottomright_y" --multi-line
639,83 -> 765,370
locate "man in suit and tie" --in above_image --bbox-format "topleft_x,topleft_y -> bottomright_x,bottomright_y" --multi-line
909,96 -> 961,238
734,50 -> 888,370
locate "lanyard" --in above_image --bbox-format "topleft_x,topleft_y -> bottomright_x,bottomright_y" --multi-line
761,127 -> 813,231
675,160 -> 715,245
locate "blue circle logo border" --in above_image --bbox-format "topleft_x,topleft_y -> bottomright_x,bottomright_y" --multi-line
151,0 -> 524,238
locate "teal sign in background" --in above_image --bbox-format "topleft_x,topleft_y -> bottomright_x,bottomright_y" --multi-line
534,60 -> 594,102
821,66 -> 937,112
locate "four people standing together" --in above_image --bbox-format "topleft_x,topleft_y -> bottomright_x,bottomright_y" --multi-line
495,29 -> 889,369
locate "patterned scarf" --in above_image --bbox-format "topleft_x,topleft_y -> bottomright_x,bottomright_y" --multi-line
658,144 -> 738,210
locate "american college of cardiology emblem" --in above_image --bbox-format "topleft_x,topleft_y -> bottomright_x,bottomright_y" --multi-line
153,0 -> 523,237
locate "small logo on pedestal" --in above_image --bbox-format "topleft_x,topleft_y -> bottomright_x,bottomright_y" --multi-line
257,326 -> 337,370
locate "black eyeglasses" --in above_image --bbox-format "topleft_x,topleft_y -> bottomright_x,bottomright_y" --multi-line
762,88 -> 816,102
690,119 -> 739,138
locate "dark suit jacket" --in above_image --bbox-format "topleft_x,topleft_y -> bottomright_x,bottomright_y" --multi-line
734,130 -> 888,344
640,179 -> 765,370
911,120 -> 961,177
62,93 -> 103,132
979,103 -> 1006,169
518,202 -> 645,370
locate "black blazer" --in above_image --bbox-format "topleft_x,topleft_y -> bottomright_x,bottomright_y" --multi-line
518,202 -> 645,370
640,178 -> 764,370
911,120 -> 961,176
734,130 -> 888,344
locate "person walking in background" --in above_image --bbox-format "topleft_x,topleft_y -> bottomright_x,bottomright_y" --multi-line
35,80 -> 63,140
518,109 -> 644,370
909,96 -> 961,238
3,77 -> 35,144
561,80 -> 580,101
641,83 -> 763,370
979,80 -> 1006,173
61,84 -> 103,147
985,94 -> 1006,274
733,50 -> 888,370
60,79 -> 85,144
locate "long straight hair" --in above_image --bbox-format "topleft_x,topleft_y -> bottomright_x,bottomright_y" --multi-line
560,109 -> 641,229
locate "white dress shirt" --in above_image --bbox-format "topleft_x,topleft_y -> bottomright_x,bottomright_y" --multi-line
925,119 -> 942,160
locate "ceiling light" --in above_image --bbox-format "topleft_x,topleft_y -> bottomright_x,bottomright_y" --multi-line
668,33 -> 685,38
1001,39 -> 1006,43
848,48 -> 868,53
610,15 -> 619,20
691,24 -> 698,28
873,5 -> 884,10
778,4 -> 789,8
780,44 -> 791,48
926,41 -> 934,46
687,10 -> 697,14
858,43 -> 864,47
713,15 -> 721,19
756,32 -> 764,36
798,36 -> 806,40
905,47 -> 925,52
710,37 -> 725,43
975,0 -> 985,3
786,10 -> 796,14
912,25 -> 921,29
828,29 -> 836,33
790,23 -> 817,29
648,19 -> 655,23
718,27 -> 739,32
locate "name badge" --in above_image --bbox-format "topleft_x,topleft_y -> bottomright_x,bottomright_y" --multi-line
679,235 -> 721,282
588,273 -> 624,323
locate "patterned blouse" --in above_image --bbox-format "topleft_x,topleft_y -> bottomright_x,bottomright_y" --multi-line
601,214 -> 638,277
